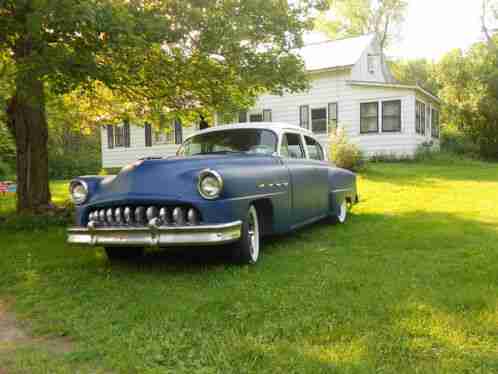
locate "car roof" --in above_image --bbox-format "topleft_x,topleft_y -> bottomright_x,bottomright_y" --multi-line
185,122 -> 314,141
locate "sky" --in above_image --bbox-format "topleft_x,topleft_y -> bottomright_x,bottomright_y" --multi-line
390,0 -> 485,61
305,0 -> 486,61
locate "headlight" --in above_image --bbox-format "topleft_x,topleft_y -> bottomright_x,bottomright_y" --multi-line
197,169 -> 223,200
69,180 -> 89,205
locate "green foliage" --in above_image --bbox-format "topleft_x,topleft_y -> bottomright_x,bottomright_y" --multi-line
440,123 -> 480,157
329,128 -> 365,171
2,161 -> 498,373
99,167 -> 121,176
316,0 -> 407,51
390,58 -> 440,93
0,159 -> 13,180
1,0 -> 318,121
433,39 -> 498,160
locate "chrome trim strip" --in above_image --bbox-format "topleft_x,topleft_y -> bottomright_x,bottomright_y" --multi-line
226,191 -> 287,201
330,188 -> 352,193
67,221 -> 242,247
290,214 -> 328,231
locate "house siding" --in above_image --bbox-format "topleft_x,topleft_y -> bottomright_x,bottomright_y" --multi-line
101,125 -> 196,168
100,36 -> 441,167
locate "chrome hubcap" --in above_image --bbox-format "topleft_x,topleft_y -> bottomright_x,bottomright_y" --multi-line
247,206 -> 260,262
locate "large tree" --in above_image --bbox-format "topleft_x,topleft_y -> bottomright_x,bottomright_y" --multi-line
316,0 -> 407,52
434,40 -> 498,160
0,0 -> 318,214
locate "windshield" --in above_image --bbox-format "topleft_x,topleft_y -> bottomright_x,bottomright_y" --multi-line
177,129 -> 278,157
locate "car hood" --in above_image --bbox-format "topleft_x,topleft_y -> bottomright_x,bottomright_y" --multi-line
86,154 -> 279,205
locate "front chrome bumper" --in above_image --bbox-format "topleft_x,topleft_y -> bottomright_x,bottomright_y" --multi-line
67,221 -> 242,247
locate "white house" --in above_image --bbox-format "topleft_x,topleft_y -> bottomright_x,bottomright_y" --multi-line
101,34 -> 441,168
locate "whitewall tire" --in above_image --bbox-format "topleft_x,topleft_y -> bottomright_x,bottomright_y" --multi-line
233,205 -> 261,264
333,200 -> 348,224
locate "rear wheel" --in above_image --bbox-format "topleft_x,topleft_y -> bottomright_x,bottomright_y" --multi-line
232,205 -> 261,265
105,247 -> 144,261
332,200 -> 348,224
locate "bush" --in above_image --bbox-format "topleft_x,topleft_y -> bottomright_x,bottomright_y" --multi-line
369,153 -> 413,163
48,154 -> 101,180
329,129 -> 365,171
440,124 -> 480,158
0,159 -> 13,180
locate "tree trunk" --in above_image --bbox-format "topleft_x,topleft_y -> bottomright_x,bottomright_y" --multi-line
6,78 -> 52,214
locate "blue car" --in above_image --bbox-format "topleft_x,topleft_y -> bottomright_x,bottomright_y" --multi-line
68,123 -> 358,264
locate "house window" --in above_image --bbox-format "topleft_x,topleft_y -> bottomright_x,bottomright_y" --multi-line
153,120 -> 175,145
114,125 -> 125,147
239,111 -> 248,123
328,102 -> 338,131
263,109 -> 272,122
299,105 -> 309,129
107,123 -> 130,148
431,109 -> 440,138
280,133 -> 305,159
249,113 -> 263,122
382,100 -> 401,132
416,101 -> 426,135
311,107 -> 327,134
360,102 -> 379,133
367,55 -> 375,73
305,136 -> 324,161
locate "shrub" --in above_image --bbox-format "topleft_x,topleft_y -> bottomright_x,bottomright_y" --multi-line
440,124 -> 480,158
369,153 -> 413,163
0,159 -> 13,180
329,128 -> 365,171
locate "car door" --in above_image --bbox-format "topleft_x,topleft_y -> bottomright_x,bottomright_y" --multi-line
280,132 -> 316,225
304,135 -> 329,217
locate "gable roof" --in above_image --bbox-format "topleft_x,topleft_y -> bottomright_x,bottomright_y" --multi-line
298,34 -> 375,72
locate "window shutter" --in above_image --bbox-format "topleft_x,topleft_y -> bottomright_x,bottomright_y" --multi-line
107,125 -> 114,149
263,109 -> 272,122
144,123 -> 152,147
238,111 -> 248,123
299,105 -> 309,129
174,119 -> 183,144
124,121 -> 131,147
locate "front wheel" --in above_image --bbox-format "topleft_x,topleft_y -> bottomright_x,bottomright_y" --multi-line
105,247 -> 144,261
232,205 -> 261,265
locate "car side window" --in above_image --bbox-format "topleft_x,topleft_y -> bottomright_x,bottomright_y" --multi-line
305,136 -> 324,161
280,133 -> 305,159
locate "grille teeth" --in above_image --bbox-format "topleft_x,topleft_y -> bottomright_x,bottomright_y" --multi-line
88,206 -> 200,226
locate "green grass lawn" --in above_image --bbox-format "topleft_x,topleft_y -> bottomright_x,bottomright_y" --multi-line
1,159 -> 498,373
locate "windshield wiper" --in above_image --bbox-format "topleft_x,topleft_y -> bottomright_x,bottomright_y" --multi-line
192,150 -> 245,155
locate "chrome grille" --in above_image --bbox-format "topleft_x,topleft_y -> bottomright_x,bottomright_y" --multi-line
88,205 -> 201,227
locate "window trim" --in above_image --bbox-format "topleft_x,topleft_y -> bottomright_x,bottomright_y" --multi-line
381,100 -> 402,133
360,102 -> 379,134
